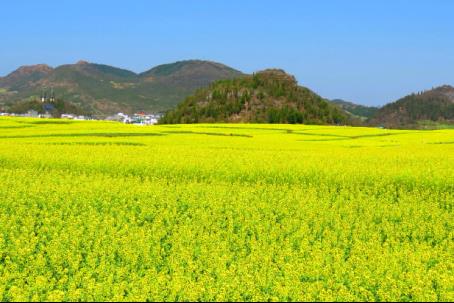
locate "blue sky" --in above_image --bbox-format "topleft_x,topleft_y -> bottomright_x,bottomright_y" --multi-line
1,0 -> 453,106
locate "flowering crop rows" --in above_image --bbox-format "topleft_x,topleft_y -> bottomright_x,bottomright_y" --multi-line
0,118 -> 452,301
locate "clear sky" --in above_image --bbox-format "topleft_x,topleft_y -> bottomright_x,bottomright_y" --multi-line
1,0 -> 453,106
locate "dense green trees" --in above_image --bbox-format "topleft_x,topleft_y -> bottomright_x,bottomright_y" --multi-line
370,85 -> 454,128
160,70 -> 350,125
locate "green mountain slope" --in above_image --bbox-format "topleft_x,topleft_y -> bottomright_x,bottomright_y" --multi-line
141,60 -> 243,88
159,69 -> 350,125
369,85 -> 454,128
331,99 -> 379,119
0,60 -> 243,115
0,64 -> 53,90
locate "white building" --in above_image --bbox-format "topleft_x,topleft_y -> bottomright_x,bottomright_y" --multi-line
61,114 -> 75,119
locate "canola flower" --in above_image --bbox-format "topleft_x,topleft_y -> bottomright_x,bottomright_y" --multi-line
0,117 -> 452,301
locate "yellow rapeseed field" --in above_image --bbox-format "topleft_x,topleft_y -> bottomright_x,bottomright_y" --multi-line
0,117 -> 452,301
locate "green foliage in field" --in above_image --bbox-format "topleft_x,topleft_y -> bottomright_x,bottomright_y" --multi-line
0,117 -> 453,301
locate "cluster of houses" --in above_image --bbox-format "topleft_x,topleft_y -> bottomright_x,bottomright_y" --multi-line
0,110 -> 87,120
0,110 -> 53,119
105,112 -> 161,125
0,110 -> 161,125
60,114 -> 90,120
0,89 -> 162,124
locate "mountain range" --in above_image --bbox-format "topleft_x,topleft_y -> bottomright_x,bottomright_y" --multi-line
0,60 -> 243,115
1,59 -> 453,128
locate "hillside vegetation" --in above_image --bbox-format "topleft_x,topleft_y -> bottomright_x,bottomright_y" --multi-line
0,60 -> 243,115
160,69 -> 349,125
331,99 -> 379,119
369,85 -> 454,128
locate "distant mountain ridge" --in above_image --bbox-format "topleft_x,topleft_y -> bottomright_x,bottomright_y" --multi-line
159,69 -> 350,125
0,60 -> 243,115
369,85 -> 454,128
331,99 -> 379,119
0,64 -> 54,89
1,60 -> 453,129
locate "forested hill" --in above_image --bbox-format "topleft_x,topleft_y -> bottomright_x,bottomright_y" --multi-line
369,85 -> 454,128
159,69 -> 350,125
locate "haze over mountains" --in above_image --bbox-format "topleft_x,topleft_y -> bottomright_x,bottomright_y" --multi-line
0,60 -> 243,115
